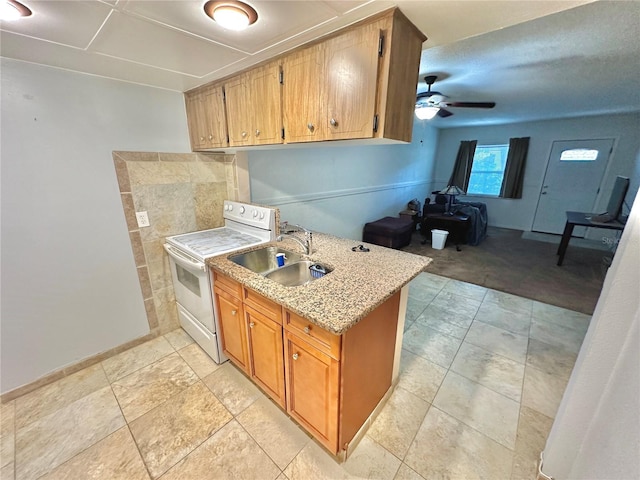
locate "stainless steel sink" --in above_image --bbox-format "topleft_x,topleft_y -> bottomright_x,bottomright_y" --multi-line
228,246 -> 302,275
265,260 -> 332,287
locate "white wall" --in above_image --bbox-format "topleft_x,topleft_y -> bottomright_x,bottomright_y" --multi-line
541,187 -> 640,479
248,121 -> 439,240
433,113 -> 640,233
0,59 -> 190,394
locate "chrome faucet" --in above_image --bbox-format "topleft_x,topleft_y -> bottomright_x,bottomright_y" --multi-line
277,223 -> 313,255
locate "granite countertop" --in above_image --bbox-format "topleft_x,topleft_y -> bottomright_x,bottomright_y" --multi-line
207,232 -> 432,335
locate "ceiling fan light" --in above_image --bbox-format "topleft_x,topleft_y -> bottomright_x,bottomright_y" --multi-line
204,1 -> 258,31
415,105 -> 439,120
1,0 -> 32,21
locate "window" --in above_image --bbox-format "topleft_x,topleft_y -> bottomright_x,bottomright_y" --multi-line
467,144 -> 510,196
560,149 -> 599,161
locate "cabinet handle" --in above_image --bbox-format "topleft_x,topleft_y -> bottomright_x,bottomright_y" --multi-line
255,129 -> 260,137
199,136 -> 205,142
292,353 -> 299,360
249,322 -> 255,328
231,310 -> 237,316
208,134 -> 213,141
330,118 -> 338,127
303,326 -> 310,334
307,123 -> 314,132
241,131 -> 247,138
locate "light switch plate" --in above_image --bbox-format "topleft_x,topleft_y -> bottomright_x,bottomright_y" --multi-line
135,211 -> 150,228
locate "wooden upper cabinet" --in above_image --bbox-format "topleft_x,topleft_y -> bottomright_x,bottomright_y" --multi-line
282,45 -> 325,143
226,62 -> 283,147
184,8 -> 425,150
184,84 -> 228,151
323,23 -> 381,141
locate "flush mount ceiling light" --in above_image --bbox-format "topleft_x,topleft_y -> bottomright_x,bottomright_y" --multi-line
204,0 -> 258,31
1,0 -> 32,21
415,105 -> 440,120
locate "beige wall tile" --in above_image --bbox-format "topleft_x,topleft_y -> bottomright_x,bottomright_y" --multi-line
136,267 -> 153,300
113,157 -> 131,193
132,184 -> 197,242
159,153 -> 196,163
129,231 -> 146,266
154,287 -> 178,333
147,253 -> 172,291
128,162 -> 190,186
120,194 -> 138,232
189,160 -> 226,183
113,151 -> 159,162
195,183 -> 226,230
144,299 -> 160,330
196,153 -> 227,163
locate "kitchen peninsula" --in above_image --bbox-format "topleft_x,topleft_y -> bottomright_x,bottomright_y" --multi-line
207,233 -> 431,458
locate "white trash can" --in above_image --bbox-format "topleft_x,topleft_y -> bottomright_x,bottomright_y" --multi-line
431,229 -> 449,250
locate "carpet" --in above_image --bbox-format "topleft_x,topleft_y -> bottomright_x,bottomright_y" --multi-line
403,227 -> 609,315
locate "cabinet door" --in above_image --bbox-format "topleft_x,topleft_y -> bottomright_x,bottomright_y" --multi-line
202,85 -> 228,148
225,73 -> 253,147
324,24 -> 381,140
284,331 -> 339,453
215,288 -> 249,373
185,90 -> 207,150
282,45 -> 324,143
246,306 -> 286,407
251,62 -> 283,145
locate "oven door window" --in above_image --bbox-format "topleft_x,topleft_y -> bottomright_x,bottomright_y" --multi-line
176,263 -> 201,297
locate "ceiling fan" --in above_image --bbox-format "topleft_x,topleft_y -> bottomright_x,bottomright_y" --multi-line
415,75 -> 496,119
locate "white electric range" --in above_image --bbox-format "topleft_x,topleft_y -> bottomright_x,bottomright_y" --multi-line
163,200 -> 277,363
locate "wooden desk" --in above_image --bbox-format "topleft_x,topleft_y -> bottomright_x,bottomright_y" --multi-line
421,213 -> 470,248
557,211 -> 625,266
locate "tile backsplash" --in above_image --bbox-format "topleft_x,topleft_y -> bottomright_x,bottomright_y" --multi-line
113,151 -> 238,334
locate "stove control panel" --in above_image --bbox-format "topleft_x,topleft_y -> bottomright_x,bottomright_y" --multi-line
224,200 -> 276,231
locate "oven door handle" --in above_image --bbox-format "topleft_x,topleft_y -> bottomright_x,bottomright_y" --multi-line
163,244 -> 206,272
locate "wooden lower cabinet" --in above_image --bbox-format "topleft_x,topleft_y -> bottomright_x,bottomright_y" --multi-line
214,287 -> 248,373
246,305 -> 286,408
213,271 -> 401,456
284,330 -> 340,452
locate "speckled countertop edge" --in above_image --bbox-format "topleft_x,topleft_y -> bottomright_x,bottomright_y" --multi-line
207,232 -> 432,335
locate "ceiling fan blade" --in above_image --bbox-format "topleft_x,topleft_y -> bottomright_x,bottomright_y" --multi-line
416,91 -> 443,100
437,108 -> 454,118
444,101 -> 496,109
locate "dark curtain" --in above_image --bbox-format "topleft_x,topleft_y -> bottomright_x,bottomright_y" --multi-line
448,140 -> 477,191
500,137 -> 530,199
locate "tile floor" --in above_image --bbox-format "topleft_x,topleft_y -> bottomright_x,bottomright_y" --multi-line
0,272 -> 591,480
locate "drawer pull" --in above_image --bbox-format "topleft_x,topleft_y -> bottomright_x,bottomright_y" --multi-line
292,353 -> 299,360
249,322 -> 255,328
231,310 -> 237,316
303,326 -> 311,334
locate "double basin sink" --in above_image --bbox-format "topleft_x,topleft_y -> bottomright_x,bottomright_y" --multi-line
228,246 -> 332,287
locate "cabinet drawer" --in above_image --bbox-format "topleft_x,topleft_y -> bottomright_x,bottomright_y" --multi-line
284,310 -> 341,360
244,288 -> 282,325
213,271 -> 242,299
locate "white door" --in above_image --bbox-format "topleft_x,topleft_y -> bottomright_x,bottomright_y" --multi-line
532,139 -> 614,235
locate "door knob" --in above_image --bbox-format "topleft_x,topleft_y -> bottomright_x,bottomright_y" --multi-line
330,118 -> 338,127
249,322 -> 255,328
231,310 -> 237,316
303,326 -> 310,334
307,123 -> 314,132
241,131 -> 247,138
208,134 -> 213,141
292,353 -> 299,360
255,129 -> 260,136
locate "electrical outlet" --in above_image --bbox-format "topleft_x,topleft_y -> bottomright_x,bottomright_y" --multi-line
135,211 -> 150,228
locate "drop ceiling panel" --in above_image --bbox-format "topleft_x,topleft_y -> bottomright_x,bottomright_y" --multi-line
0,30 -> 192,91
89,10 -> 246,77
0,0 -> 112,49
121,0 -> 342,54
